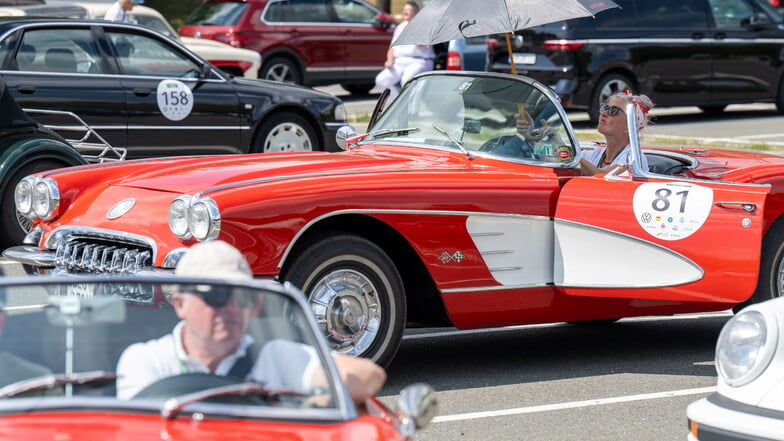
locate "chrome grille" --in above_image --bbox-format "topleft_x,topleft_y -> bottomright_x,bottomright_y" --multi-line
54,239 -> 152,274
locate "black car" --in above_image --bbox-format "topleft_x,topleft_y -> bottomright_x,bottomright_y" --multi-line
0,18 -> 347,158
487,0 -> 784,122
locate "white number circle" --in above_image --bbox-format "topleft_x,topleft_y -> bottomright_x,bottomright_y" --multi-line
632,182 -> 713,241
156,79 -> 194,121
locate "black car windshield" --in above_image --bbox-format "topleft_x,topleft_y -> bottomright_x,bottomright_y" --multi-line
0,277 -> 344,418
184,2 -> 249,26
368,73 -> 577,165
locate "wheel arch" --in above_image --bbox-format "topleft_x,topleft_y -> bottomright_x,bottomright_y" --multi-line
279,213 -> 453,327
250,105 -> 324,152
0,137 -> 85,194
259,49 -> 305,82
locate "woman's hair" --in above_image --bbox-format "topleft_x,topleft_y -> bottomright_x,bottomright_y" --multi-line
608,90 -> 654,132
404,1 -> 421,13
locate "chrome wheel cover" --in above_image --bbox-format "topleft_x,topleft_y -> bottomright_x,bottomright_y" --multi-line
262,122 -> 313,152
777,253 -> 784,297
308,269 -> 381,357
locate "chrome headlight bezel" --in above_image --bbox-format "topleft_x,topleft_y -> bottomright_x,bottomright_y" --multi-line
334,103 -> 347,122
716,309 -> 778,387
31,177 -> 60,220
167,194 -> 221,242
14,175 -> 36,217
189,197 -> 221,241
168,195 -> 192,239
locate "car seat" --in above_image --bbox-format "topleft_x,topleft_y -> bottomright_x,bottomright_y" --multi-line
44,48 -> 78,73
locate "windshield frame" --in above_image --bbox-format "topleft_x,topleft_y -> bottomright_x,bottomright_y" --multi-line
0,274 -> 358,423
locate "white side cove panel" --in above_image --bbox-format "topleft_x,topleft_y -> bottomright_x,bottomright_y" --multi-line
466,215 -> 554,286
553,219 -> 703,288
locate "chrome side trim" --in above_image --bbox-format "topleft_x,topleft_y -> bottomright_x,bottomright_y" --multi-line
277,209 -> 550,268
442,282 -> 552,293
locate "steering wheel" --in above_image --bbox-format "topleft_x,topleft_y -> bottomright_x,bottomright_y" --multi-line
478,134 -> 536,159
133,373 -> 244,400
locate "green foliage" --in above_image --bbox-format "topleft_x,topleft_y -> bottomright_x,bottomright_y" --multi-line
144,0 -> 202,30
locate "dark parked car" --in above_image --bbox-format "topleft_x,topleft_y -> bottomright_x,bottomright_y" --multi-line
487,0 -> 784,122
0,18 -> 347,246
179,0 -> 396,95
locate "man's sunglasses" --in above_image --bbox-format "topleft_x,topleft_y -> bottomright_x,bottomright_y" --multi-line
184,286 -> 257,309
599,103 -> 625,117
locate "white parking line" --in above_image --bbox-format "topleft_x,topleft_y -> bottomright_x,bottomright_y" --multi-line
433,386 -> 717,423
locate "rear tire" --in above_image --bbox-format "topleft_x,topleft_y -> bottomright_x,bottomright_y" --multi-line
260,56 -> 302,85
252,112 -> 318,153
590,73 -> 635,125
0,159 -> 65,250
734,218 -> 784,313
283,233 -> 406,367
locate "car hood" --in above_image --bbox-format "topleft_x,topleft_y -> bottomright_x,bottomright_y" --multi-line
88,146 -> 474,195
0,411 -> 394,441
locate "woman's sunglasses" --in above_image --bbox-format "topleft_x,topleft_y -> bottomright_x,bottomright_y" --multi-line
599,103 -> 625,117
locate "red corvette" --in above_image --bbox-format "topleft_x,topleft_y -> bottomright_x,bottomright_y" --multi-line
6,72 -> 784,366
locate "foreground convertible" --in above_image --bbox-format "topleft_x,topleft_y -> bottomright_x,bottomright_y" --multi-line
0,275 -> 436,439
6,72 -> 784,365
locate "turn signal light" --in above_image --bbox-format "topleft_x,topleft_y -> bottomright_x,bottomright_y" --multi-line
446,52 -> 461,70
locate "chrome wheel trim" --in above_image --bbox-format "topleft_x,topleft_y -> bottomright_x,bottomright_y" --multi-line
263,122 -> 313,152
308,268 -> 382,357
776,251 -> 784,297
598,77 -> 632,104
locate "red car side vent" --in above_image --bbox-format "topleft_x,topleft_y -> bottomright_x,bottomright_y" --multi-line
543,39 -> 588,51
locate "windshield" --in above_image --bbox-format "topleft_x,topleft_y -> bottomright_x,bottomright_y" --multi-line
184,2 -> 249,26
369,73 -> 577,165
0,277 -> 345,418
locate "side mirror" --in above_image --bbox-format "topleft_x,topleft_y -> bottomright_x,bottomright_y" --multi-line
743,12 -> 773,30
335,125 -> 358,150
394,383 -> 438,437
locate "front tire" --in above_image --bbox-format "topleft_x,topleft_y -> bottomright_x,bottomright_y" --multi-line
0,159 -> 65,250
252,112 -> 318,153
283,234 -> 406,367
590,73 -> 635,125
735,218 -> 784,313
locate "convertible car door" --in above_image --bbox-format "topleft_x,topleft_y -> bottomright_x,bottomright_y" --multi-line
553,175 -> 770,303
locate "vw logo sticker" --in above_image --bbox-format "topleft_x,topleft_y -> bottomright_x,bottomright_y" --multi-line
107,198 -> 136,220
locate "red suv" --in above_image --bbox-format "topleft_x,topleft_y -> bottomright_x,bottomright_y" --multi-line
179,0 -> 395,95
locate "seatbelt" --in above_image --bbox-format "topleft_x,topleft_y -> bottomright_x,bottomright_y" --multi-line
227,342 -> 261,379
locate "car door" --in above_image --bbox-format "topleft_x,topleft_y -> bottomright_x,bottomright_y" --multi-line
707,0 -> 783,103
632,0 -> 714,106
102,26 -> 241,158
553,175 -> 769,304
0,25 -> 128,148
328,0 -> 391,80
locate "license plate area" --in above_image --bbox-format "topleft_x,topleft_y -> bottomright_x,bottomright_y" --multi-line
512,53 -> 536,65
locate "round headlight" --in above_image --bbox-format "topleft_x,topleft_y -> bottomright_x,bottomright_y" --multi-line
168,196 -> 191,239
188,198 -> 220,241
31,178 -> 60,220
716,310 -> 776,386
15,176 -> 35,216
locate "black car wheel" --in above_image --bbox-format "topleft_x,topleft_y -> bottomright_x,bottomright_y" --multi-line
0,159 -> 66,250
252,112 -> 318,153
340,82 -> 375,96
735,218 -> 784,313
261,56 -> 302,85
283,233 -> 406,367
590,73 -> 635,125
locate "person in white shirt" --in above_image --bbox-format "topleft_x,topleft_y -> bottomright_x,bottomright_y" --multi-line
580,91 -> 654,175
116,240 -> 386,405
103,0 -> 143,24
375,1 -> 434,100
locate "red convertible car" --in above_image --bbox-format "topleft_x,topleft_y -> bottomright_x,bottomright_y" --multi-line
0,275 -> 436,440
5,71 -> 784,366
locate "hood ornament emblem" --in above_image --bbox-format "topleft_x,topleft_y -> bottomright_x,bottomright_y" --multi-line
107,198 -> 136,220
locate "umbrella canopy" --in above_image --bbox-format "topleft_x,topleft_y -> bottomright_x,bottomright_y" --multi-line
392,0 -> 620,46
